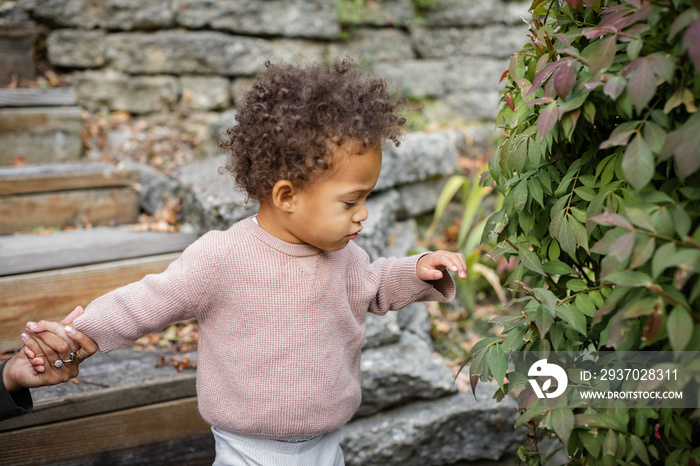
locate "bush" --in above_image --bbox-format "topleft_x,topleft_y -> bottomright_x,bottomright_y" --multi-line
465,1 -> 700,464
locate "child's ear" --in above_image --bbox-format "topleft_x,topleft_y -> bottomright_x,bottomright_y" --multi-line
271,180 -> 296,212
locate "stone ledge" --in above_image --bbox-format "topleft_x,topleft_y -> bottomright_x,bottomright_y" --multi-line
341,387 -> 523,466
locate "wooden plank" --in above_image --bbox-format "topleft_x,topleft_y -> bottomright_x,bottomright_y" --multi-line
0,226 -> 197,275
0,24 -> 37,86
0,253 -> 181,351
0,187 -> 140,235
0,88 -> 77,107
0,397 -> 212,465
0,107 -> 82,165
0,347 -> 197,432
0,162 -> 139,196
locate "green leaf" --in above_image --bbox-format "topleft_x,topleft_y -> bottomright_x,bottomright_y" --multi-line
622,134 -> 654,191
610,231 -> 636,262
519,246 -> 546,276
626,58 -> 657,112
668,306 -> 693,351
488,345 -> 508,391
586,35 -> 617,75
556,304 -> 587,336
550,210 -> 578,259
534,288 -> 558,315
600,121 -> 639,149
551,408 -> 575,449
501,325 -> 528,353
629,435 -> 650,465
537,100 -> 559,141
533,304 -> 555,337
629,236 -> 655,269
576,294 -> 597,317
603,270 -> 651,286
603,428 -> 618,457
542,260 -> 576,275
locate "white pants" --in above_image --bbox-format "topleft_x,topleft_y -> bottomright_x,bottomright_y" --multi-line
212,427 -> 345,466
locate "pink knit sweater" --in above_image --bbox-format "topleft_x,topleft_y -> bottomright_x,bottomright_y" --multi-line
74,217 -> 455,439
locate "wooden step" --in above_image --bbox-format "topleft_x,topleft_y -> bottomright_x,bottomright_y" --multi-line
0,106 -> 83,165
0,253 -> 181,350
0,187 -> 141,234
0,347 -> 198,432
0,397 -> 212,465
0,226 -> 197,275
0,348 -> 211,465
0,162 -> 139,196
0,88 -> 77,108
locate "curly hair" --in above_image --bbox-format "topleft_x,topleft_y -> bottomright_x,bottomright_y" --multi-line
219,59 -> 408,202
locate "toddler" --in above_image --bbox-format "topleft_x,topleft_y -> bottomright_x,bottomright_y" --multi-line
26,59 -> 466,465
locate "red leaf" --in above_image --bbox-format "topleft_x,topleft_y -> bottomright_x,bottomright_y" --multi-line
553,58 -> 577,99
683,19 -> 700,73
589,211 -> 633,229
599,8 -> 634,31
583,0 -> 601,10
526,61 -> 563,97
583,28 -> 607,39
654,423 -> 662,440
499,69 -> 510,83
565,0 -> 583,9
505,94 -> 515,111
470,374 -> 480,398
603,75 -> 627,101
537,101 -> 559,141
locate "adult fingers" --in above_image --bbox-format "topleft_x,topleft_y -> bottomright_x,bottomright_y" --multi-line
65,326 -> 98,361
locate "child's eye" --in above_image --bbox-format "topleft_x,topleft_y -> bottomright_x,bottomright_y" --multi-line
344,201 -> 358,208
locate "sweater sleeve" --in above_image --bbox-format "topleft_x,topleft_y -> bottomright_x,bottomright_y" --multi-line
73,234 -> 216,353
358,248 -> 456,316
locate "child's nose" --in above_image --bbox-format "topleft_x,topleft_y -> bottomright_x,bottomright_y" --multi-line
353,203 -> 368,223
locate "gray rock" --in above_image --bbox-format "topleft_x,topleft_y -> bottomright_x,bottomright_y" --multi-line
383,219 -> 418,258
341,388 -> 523,465
173,0 -> 339,39
181,76 -> 231,111
328,28 -> 415,64
444,90 -> 502,122
270,39 -> 327,63
376,131 -> 459,191
178,154 -> 258,233
105,31 -> 271,76
363,312 -> 401,350
230,77 -> 255,108
421,0 -> 508,27
201,109 -> 237,159
32,0 -> 174,30
396,177 -> 448,220
46,29 -> 105,68
396,301 -> 432,345
411,24 -> 529,59
75,71 -> 180,114
373,59 -> 447,99
338,0 -> 415,27
357,339 -> 456,418
444,57 -> 510,93
461,123 -> 500,157
119,160 -> 181,215
355,190 -> 400,261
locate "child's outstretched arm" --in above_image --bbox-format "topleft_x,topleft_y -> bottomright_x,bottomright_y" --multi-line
416,250 -> 467,281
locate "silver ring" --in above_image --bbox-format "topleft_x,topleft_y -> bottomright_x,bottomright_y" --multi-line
53,352 -> 77,368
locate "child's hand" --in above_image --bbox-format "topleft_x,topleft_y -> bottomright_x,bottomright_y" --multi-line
416,250 -> 467,281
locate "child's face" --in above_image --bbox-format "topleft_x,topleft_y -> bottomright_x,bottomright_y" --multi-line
286,142 -> 382,251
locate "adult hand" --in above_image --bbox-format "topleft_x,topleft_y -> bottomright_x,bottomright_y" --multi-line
23,306 -> 98,375
3,323 -> 97,392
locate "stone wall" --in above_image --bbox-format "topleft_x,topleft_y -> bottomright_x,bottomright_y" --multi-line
4,0 -> 529,153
